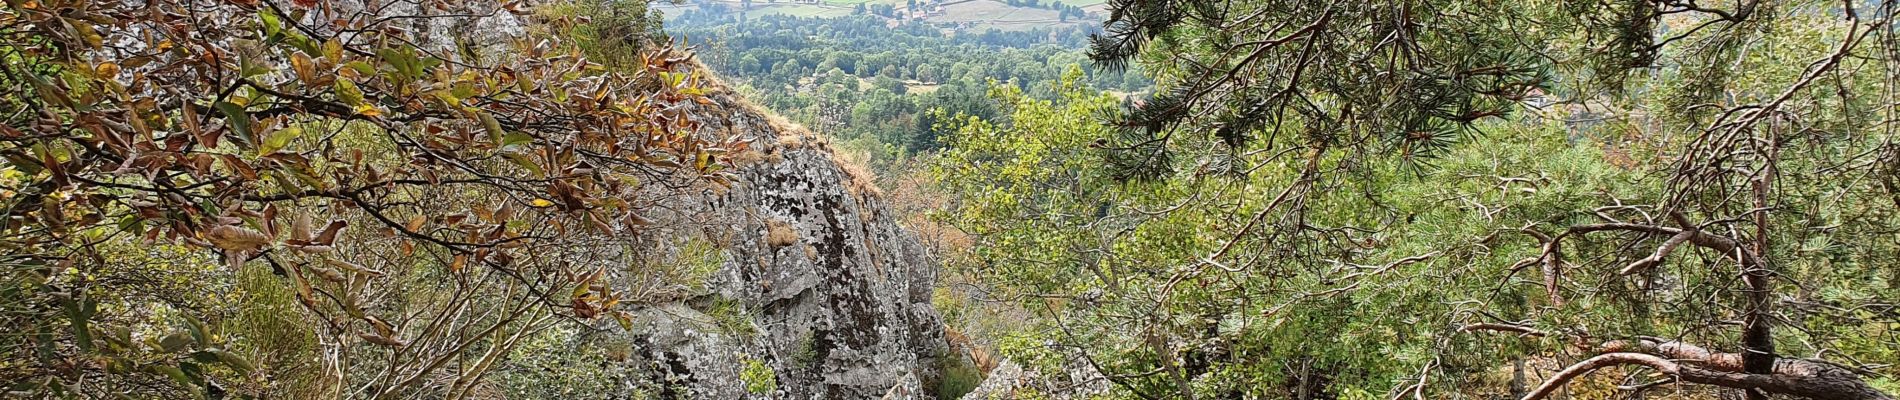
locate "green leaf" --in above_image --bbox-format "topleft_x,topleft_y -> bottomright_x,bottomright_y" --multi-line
376,46 -> 438,80
479,112 -> 506,144
189,350 -> 220,364
501,150 -> 544,177
60,295 -> 92,353
344,61 -> 377,76
211,349 -> 254,374
214,101 -> 254,147
157,332 -> 193,353
238,47 -> 272,78
501,132 -> 534,148
183,316 -> 209,345
258,8 -> 282,38
334,79 -> 365,106
259,126 -> 302,155
286,165 -> 329,191
149,364 -> 189,386
284,32 -> 321,57
24,71 -> 74,108
115,214 -> 142,233
451,82 -> 477,100
614,311 -> 633,330
376,48 -> 413,78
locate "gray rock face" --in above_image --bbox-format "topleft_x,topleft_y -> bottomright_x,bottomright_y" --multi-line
617,71 -> 946,399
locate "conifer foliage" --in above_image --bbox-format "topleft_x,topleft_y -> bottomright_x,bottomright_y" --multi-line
925,0 -> 1900,399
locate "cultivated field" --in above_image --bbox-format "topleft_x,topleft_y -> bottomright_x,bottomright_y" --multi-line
933,0 -> 1071,31
655,0 -> 1100,31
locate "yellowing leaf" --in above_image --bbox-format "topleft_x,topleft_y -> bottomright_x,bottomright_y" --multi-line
501,132 -> 533,148
530,198 -> 555,208
290,53 -> 318,85
479,112 -> 504,143
322,38 -> 343,61
335,79 -> 365,106
258,126 -> 301,155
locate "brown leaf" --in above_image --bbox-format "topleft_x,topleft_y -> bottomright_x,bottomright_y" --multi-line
572,297 -> 598,319
623,212 -> 652,227
205,225 -> 270,251
289,212 -> 313,242
307,264 -> 346,283
472,204 -> 494,222
218,154 -> 258,180
38,146 -> 68,188
290,245 -> 333,254
288,264 -> 316,303
183,104 -> 218,148
364,315 -> 396,337
495,202 -> 516,222
260,204 -> 279,238
359,333 -> 406,347
325,258 -> 384,278
404,214 -> 426,232
312,220 -> 347,245
587,211 -> 611,233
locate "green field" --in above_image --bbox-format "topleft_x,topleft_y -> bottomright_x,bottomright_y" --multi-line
937,0 -> 1055,20
750,3 -> 855,17
821,0 -> 1104,5
933,0 -> 1081,31
654,1 -> 857,19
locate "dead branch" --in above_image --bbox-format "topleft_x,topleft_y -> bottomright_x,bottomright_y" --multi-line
1518,339 -> 1894,400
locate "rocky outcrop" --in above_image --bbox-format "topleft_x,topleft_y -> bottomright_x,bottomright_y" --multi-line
614,67 -> 947,399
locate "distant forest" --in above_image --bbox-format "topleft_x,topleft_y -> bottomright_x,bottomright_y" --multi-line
667,6 -> 1149,166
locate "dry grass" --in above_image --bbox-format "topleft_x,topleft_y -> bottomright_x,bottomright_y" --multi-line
830,146 -> 884,198
881,165 -> 973,254
684,58 -> 886,200
944,325 -> 999,375
765,218 -> 799,247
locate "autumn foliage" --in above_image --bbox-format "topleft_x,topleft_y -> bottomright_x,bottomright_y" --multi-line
1,0 -> 744,396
